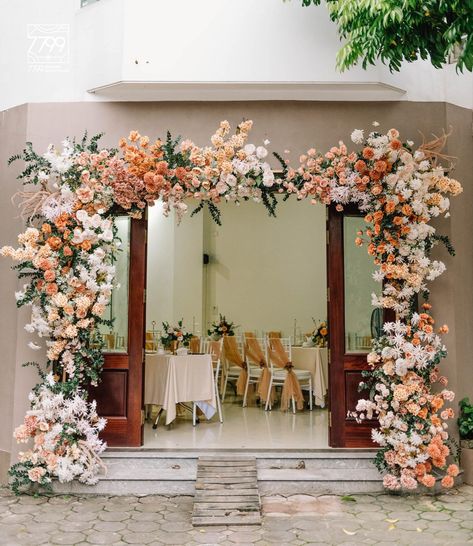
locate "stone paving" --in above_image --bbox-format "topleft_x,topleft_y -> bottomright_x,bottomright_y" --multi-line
1,485 -> 473,545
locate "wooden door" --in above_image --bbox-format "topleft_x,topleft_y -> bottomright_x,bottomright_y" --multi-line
327,205 -> 376,448
90,216 -> 147,447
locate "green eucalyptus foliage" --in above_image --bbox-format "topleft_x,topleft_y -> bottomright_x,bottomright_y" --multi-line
458,397 -> 473,440
301,0 -> 473,72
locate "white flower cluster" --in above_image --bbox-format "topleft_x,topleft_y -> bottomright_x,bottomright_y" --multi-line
15,379 -> 106,485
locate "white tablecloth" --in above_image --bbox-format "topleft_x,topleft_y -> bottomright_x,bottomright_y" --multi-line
145,353 -> 217,425
291,347 -> 328,407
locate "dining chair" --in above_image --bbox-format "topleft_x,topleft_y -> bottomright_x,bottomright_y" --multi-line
203,337 -> 224,423
189,336 -> 202,354
265,337 -> 313,413
222,335 -> 247,405
242,334 -> 266,408
145,331 -> 157,352
103,333 -> 116,350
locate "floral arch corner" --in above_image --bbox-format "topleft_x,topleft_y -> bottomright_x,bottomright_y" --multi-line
2,120 -> 463,493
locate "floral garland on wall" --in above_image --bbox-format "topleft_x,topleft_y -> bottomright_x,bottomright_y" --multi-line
1,120 -> 462,494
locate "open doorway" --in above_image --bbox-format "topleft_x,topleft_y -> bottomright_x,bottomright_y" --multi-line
143,197 -> 329,449
93,201 -> 380,448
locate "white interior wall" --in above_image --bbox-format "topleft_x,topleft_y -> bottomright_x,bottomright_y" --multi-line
146,203 -> 203,337
203,198 -> 327,339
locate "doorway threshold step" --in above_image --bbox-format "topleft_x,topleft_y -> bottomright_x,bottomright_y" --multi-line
192,457 -> 261,527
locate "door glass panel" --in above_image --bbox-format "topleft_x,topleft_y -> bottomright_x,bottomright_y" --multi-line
99,216 -> 130,353
343,216 -> 381,354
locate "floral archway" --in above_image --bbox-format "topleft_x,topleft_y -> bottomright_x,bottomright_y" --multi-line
2,120 -> 462,493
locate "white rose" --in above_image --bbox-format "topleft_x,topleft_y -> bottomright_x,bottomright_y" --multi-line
262,170 -> 275,187
350,129 -> 364,144
256,146 -> 268,159
226,174 -> 237,187
244,144 -> 255,155
76,209 -> 88,223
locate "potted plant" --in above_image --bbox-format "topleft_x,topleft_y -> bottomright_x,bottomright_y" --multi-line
458,397 -> 473,485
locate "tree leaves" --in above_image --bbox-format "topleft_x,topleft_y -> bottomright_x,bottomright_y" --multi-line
301,0 -> 473,72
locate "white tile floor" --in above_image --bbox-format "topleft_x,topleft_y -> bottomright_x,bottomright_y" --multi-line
143,399 -> 329,450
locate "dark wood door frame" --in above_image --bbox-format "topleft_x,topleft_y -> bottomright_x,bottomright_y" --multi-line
91,216 -> 147,447
327,205 -> 376,448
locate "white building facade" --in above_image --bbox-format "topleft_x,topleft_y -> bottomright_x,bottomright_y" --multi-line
0,0 -> 472,481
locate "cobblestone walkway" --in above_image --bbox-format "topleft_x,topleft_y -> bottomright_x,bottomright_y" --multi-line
1,485 -> 473,545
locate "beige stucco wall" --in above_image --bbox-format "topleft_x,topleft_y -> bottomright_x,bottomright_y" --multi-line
0,100 -> 471,471
444,105 -> 473,402
0,104 -> 28,482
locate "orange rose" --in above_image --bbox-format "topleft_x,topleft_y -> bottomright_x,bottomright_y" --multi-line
420,474 -> 436,487
44,270 -> 56,282
362,147 -> 374,159
401,204 -> 412,216
415,463 -> 426,477
418,408 -> 428,419
373,211 -> 384,222
54,213 -> 70,231
41,223 -> 52,234
447,464 -> 459,477
45,283 -> 58,296
47,236 -> 62,250
81,240 -> 92,251
63,246 -> 73,257
374,160 -> 387,173
441,475 -> 454,488
355,160 -> 367,173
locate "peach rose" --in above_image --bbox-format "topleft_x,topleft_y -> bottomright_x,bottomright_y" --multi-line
441,475 -> 454,488
47,236 -> 62,250
45,283 -> 58,296
420,474 -> 436,488
447,464 -> 459,477
44,270 -> 56,282
27,466 -> 46,482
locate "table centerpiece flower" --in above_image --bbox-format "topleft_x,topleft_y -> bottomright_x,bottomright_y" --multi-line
308,320 -> 328,347
160,320 -> 192,353
207,314 -> 237,340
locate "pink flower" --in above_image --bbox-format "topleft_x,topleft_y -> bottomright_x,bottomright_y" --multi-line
27,466 -> 46,483
442,390 -> 455,402
400,473 -> 418,490
14,424 -> 30,443
76,186 -> 94,204
383,474 -> 401,490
